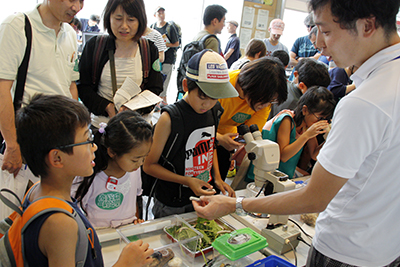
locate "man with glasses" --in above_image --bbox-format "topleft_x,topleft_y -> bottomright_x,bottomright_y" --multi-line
194,0 -> 400,266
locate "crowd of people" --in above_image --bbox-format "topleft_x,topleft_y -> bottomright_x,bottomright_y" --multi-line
0,0 -> 399,266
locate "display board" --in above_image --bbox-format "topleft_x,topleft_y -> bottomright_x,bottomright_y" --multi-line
238,0 -> 282,53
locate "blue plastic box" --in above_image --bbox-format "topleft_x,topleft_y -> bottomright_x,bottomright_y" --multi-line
246,255 -> 296,267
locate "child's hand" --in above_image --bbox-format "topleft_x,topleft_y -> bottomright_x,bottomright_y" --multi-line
187,178 -> 216,196
305,120 -> 329,139
218,133 -> 241,151
133,218 -> 144,224
114,240 -> 154,267
214,180 -> 236,197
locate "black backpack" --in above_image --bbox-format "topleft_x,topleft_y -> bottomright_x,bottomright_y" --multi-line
176,34 -> 217,98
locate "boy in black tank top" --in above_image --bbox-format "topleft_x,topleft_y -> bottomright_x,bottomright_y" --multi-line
144,50 -> 238,218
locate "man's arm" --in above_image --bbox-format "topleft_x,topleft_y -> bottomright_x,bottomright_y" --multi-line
0,79 -> 22,175
289,51 -> 299,66
69,82 -> 78,100
194,162 -> 348,219
166,41 -> 179,48
224,48 -> 235,60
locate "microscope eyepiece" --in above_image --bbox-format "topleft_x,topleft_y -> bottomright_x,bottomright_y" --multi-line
249,124 -> 259,133
237,124 -> 250,136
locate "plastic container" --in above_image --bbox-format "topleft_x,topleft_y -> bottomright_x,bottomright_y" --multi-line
165,217 -> 235,257
246,182 -> 262,197
117,215 -> 201,266
212,228 -> 267,261
245,255 -> 296,267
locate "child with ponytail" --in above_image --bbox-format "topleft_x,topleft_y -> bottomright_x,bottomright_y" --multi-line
72,110 -> 153,228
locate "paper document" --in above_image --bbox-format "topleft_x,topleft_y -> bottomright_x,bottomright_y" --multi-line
123,90 -> 162,111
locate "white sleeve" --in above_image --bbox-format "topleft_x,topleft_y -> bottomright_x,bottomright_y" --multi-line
317,96 -> 390,178
0,13 -> 26,80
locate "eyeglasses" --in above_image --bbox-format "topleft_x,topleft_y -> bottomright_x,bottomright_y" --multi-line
55,130 -> 95,149
311,112 -> 331,122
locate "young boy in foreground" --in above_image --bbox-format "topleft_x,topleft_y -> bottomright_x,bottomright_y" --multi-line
16,94 -> 153,267
143,50 -> 238,218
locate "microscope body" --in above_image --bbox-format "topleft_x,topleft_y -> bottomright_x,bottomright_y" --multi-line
238,124 -> 300,254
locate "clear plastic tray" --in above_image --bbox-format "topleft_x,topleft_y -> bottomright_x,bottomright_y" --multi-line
117,215 -> 202,266
164,217 -> 235,258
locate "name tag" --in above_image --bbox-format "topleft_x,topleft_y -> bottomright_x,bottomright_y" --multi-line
106,177 -> 118,191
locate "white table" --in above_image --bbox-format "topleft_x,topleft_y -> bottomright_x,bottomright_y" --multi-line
98,191 -> 313,266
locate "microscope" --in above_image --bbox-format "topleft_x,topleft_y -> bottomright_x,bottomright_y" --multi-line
237,124 -> 300,254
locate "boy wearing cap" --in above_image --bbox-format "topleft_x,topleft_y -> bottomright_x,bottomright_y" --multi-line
224,20 -> 241,68
143,50 -> 237,218
263,18 -> 289,57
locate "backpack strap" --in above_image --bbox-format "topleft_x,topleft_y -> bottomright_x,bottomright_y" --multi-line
108,48 -> 118,96
0,182 -> 88,267
21,197 -> 88,267
139,37 -> 151,89
92,35 -> 107,85
13,13 -> 32,112
199,34 -> 218,46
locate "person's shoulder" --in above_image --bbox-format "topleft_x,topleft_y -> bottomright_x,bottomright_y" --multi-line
1,12 -> 25,31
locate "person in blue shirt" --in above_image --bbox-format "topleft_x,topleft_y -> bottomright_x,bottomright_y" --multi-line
224,20 -> 241,68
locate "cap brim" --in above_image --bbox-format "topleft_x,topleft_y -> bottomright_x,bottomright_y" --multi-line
195,81 -> 239,99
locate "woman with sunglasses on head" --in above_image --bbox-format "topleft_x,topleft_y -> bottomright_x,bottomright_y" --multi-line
249,86 -> 335,179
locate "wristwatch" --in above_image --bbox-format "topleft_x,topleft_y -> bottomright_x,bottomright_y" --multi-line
236,196 -> 247,216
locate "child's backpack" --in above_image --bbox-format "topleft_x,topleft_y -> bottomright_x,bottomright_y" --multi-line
175,35 -> 217,100
0,184 -> 89,267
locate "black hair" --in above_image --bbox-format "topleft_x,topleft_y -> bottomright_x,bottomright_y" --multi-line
309,0 -> 400,38
71,17 -> 82,31
237,56 -> 287,110
297,58 -> 331,88
185,79 -> 212,99
90,14 -> 100,23
186,79 -> 199,93
103,0 -> 147,41
74,110 -> 152,208
16,94 -> 91,178
308,25 -> 318,40
272,50 -> 289,67
203,4 -> 227,26
293,86 -> 336,127
245,38 -> 267,58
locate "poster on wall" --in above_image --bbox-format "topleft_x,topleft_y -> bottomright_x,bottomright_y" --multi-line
254,30 -> 266,39
256,9 -> 269,30
240,28 -> 253,49
241,6 -> 255,28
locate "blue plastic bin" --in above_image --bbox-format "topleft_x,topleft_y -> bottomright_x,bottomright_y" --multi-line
246,255 -> 296,267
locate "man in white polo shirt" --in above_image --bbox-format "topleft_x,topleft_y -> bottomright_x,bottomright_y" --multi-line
0,0 -> 83,176
194,0 -> 400,266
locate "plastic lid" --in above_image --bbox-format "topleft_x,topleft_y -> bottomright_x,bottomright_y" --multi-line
212,228 -> 267,261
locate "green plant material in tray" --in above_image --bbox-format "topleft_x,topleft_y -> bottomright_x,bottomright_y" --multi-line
165,217 -> 232,252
